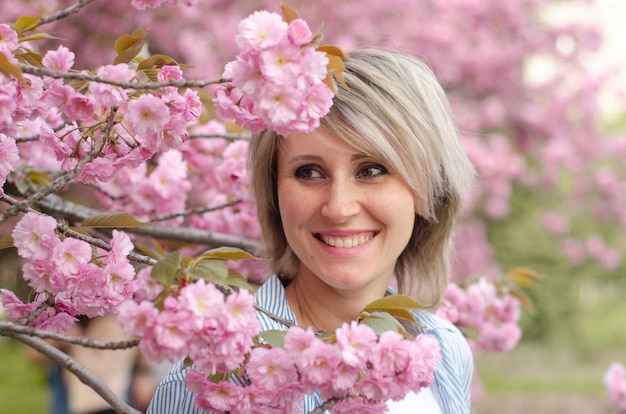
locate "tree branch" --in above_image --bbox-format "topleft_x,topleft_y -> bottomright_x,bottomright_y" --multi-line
35,0 -> 99,28
34,193 -> 259,253
149,199 -> 243,223
0,320 -> 139,350
6,331 -> 142,414
17,64 -> 225,90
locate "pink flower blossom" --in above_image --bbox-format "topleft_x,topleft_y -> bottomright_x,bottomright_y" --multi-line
12,212 -> 59,260
42,46 -> 75,72
158,65 -> 183,82
186,370 -> 244,412
0,289 -> 40,322
118,300 -> 158,337
299,337 -> 338,386
52,237 -> 93,276
288,19 -> 313,46
246,347 -> 298,391
476,322 -> 521,352
89,64 -> 135,107
236,11 -> 288,52
604,362 -> 626,410
335,321 -> 377,368
65,93 -> 96,122
22,259 -> 61,293
0,134 -> 19,192
0,24 -> 18,54
124,94 -> 170,136
106,230 -> 134,264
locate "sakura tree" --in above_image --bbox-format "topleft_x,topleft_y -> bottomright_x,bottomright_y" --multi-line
0,0 -> 622,413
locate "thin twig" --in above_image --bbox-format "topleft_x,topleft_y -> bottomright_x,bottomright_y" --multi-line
149,199 -> 243,222
18,64 -> 225,90
0,321 -> 139,350
16,296 -> 55,326
35,0 -> 99,28
32,193 -> 259,253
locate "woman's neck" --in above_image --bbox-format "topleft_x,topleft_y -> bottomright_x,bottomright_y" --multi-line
284,271 -> 389,332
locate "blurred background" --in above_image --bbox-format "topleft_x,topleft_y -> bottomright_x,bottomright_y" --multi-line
1,0 -> 625,413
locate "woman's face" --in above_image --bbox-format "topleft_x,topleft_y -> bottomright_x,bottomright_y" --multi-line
276,128 -> 417,296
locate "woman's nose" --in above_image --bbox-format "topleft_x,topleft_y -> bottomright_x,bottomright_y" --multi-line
320,178 -> 360,221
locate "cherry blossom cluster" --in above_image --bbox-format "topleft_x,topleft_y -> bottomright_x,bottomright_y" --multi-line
1,26 -> 201,185
0,212 -> 137,330
184,322 -> 441,413
118,279 -> 260,369
438,277 -> 521,353
213,11 -> 335,136
604,362 -> 626,411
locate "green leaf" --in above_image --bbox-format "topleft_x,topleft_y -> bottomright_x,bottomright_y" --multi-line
19,33 -> 60,43
363,295 -> 428,323
81,212 -> 152,228
26,171 -> 53,187
0,234 -> 14,250
15,51 -> 43,67
137,54 -> 178,71
113,29 -> 147,64
258,330 -> 287,348
224,276 -> 252,290
150,251 -> 181,286
186,260 -> 228,282
196,246 -> 257,261
280,5 -> 300,23
360,312 -> 404,336
0,52 -> 24,82
14,16 -> 40,33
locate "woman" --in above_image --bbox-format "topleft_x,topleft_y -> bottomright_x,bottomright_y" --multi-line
148,48 -> 475,413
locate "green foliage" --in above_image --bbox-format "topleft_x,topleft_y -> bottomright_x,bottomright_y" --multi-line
0,340 -> 47,414
486,184 -> 626,349
81,211 -> 153,228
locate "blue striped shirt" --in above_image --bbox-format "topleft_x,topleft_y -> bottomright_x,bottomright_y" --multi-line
147,275 -> 473,413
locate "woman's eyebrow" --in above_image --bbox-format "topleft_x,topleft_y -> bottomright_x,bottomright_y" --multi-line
287,152 -> 371,165
287,154 -> 323,165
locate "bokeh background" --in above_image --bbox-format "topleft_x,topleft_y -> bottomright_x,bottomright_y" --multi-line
1,0 -> 625,413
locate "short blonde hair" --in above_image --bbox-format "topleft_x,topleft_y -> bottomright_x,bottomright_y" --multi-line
247,48 -> 475,307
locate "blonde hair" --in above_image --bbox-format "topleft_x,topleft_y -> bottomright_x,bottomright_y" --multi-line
247,48 -> 475,307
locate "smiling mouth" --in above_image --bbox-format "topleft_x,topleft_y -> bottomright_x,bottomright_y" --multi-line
316,233 -> 374,248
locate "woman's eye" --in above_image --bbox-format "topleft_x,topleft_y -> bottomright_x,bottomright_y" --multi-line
295,166 -> 323,179
357,164 -> 387,179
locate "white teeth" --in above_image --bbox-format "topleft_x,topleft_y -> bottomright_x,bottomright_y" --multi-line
320,234 -> 372,248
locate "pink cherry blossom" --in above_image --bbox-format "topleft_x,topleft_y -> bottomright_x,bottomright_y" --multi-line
0,24 -> 18,54
476,322 -> 522,353
604,362 -> 626,410
335,321 -> 377,368
124,93 -> 170,136
118,300 -> 159,337
288,18 -> 313,46
52,237 -> 93,276
246,347 -> 298,391
12,212 -> 59,260
89,64 -> 135,107
298,337 -> 338,386
42,45 -> 76,72
0,134 -> 19,193
235,11 -> 288,52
